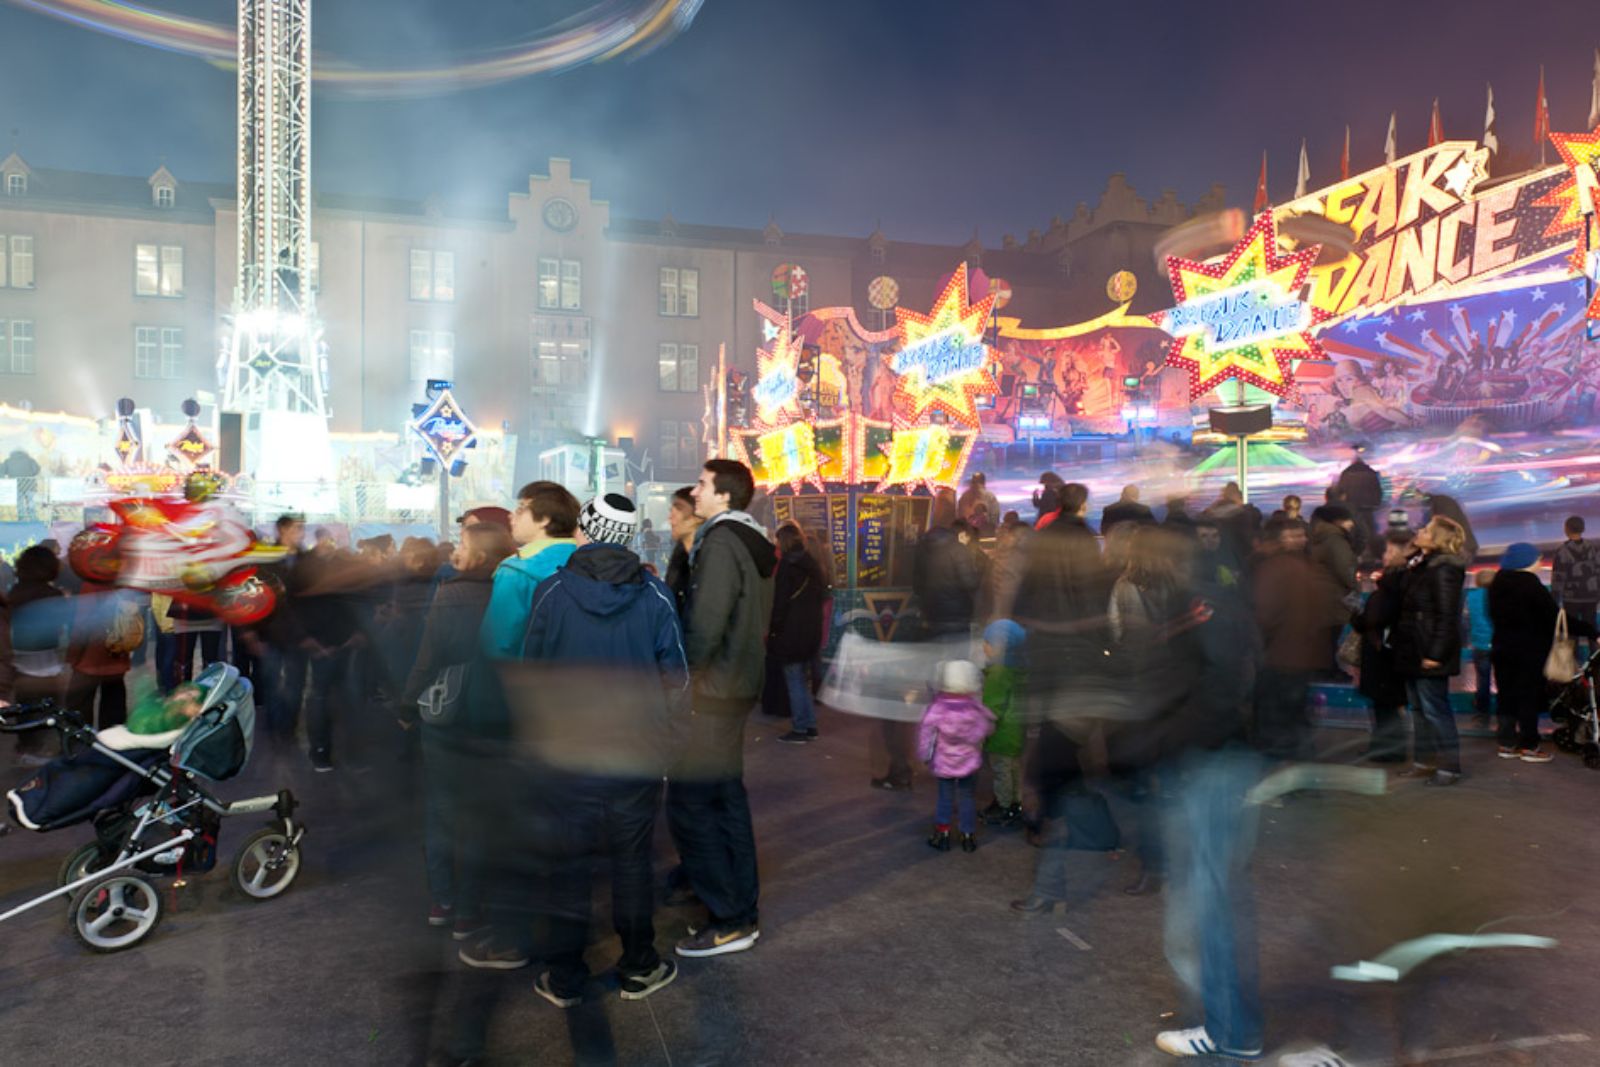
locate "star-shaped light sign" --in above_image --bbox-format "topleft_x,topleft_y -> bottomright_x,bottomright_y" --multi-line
751,314 -> 804,424
410,388 -> 478,466
1156,212 -> 1326,401
891,263 -> 999,427
1541,123 -> 1600,324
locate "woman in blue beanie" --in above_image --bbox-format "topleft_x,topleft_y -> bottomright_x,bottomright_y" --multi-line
1488,543 -> 1593,762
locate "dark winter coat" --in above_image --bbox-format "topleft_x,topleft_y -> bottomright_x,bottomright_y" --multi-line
401,568 -> 496,711
686,512 -> 777,712
1486,569 -> 1588,672
1100,499 -> 1155,534
1391,551 -> 1466,678
1338,459 -> 1384,510
1352,565 -> 1407,707
911,526 -> 980,636
1309,519 -> 1358,597
767,551 -> 827,664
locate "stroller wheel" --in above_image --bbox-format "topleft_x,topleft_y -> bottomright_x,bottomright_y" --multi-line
70,872 -> 163,953
231,826 -> 301,901
58,843 -> 112,908
1553,727 -> 1579,753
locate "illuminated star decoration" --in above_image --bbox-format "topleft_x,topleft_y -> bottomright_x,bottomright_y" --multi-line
890,263 -> 1000,427
1539,123 -> 1600,323
751,314 -> 805,425
1154,212 -> 1327,402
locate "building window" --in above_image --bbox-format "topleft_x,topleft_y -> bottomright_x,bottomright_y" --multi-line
659,419 -> 700,472
658,342 -> 700,393
533,338 -> 589,388
161,327 -> 183,378
409,249 -> 454,302
2,320 -> 34,373
4,174 -> 23,196
133,326 -> 182,378
409,329 -> 455,381
538,258 -> 582,311
0,235 -> 33,289
135,243 -> 184,297
154,185 -> 175,208
873,305 -> 896,332
659,267 -> 700,317
308,241 -> 321,293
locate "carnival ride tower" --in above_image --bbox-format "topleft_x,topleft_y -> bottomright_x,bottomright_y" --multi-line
219,0 -> 333,489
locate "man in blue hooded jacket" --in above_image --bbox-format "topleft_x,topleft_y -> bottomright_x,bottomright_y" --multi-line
509,492 -> 689,1007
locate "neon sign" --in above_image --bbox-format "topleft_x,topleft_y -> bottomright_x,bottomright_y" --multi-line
756,422 -> 819,488
410,388 -> 478,465
884,425 -> 948,486
1158,212 -> 1324,401
1545,122 -> 1600,324
753,314 -> 805,423
891,263 -> 999,427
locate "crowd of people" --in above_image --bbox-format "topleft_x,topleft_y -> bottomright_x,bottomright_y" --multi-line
3,448 -> 1597,1063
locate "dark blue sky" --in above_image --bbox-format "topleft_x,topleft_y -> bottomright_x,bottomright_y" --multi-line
0,0 -> 1596,243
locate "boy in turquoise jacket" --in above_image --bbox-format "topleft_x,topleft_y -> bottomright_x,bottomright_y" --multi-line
480,481 -> 581,659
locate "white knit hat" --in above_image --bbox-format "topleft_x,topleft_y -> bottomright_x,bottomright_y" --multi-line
579,493 -> 639,545
936,659 -> 983,696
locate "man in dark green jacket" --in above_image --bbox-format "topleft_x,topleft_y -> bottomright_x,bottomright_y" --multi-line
668,458 -> 776,959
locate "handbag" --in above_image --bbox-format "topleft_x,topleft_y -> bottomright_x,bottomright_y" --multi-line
1337,629 -> 1364,670
1545,610 -> 1578,682
417,664 -> 467,726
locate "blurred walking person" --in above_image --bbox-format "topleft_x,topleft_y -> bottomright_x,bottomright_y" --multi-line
770,523 -> 828,744
1351,530 -> 1416,762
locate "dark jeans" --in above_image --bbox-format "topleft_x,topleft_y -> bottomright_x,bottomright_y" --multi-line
1368,703 -> 1408,761
1564,602 -> 1598,661
1493,658 -> 1547,751
667,710 -> 760,930
545,779 -> 664,996
156,629 -> 224,689
1471,649 -> 1494,719
305,649 -> 358,762
420,727 -> 482,914
784,662 -> 816,732
1253,667 -> 1311,761
66,672 -> 128,730
1406,676 -> 1461,773
935,774 -> 977,834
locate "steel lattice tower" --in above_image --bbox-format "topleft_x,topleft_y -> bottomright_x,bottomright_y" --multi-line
220,0 -> 327,417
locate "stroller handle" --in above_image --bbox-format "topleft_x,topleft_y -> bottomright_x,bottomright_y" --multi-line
0,700 -> 85,735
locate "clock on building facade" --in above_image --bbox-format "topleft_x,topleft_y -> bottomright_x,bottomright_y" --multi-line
542,197 -> 578,233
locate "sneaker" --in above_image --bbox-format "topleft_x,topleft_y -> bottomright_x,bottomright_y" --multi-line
804,728 -> 818,740
452,916 -> 489,942
1496,746 -> 1520,759
1395,763 -> 1436,778
675,925 -> 759,958
532,972 -> 581,1008
927,829 -> 952,851
619,959 -> 678,1001
1518,747 -> 1555,763
310,752 -> 334,773
428,904 -> 455,928
1424,769 -> 1462,787
776,730 -> 811,744
1155,1025 -> 1261,1060
458,936 -> 531,971
960,833 -> 978,853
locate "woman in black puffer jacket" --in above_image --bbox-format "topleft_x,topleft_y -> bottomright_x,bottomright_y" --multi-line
1390,516 -> 1468,785
400,524 -> 515,935
767,523 -> 828,743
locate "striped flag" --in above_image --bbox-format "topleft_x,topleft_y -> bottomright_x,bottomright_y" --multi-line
1295,139 -> 1310,198
1428,98 -> 1444,146
1384,113 -> 1397,164
1483,84 -> 1498,157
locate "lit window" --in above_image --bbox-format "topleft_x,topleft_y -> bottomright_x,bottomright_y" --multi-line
155,186 -> 175,208
135,244 -> 183,297
5,235 -> 33,289
560,259 -> 581,310
4,173 -> 24,196
659,266 -> 699,317
409,330 -> 454,381
6,319 -> 34,373
533,338 -> 588,387
538,259 -> 559,310
658,343 -> 699,393
409,249 -> 453,302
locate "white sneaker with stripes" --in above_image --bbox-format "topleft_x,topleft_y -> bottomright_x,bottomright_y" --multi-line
1156,1025 -> 1262,1060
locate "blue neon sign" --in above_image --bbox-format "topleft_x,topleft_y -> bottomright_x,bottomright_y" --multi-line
893,328 -> 987,384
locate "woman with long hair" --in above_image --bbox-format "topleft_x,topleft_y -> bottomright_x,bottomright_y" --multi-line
1392,515 -> 1468,785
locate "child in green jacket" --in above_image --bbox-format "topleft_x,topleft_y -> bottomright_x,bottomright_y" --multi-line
981,619 -> 1026,825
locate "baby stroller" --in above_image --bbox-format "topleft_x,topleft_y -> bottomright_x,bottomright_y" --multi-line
1549,646 -> 1600,769
1,663 -> 305,951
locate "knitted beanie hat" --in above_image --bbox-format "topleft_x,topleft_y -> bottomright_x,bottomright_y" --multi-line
579,493 -> 639,545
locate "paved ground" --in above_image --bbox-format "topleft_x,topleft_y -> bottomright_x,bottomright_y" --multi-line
4,694 -> 1599,1067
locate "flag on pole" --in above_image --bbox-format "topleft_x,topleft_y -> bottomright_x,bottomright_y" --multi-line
1589,47 -> 1600,129
1384,113 -> 1397,164
1428,98 -> 1444,146
1340,125 -> 1350,180
1535,66 -> 1550,165
1295,139 -> 1310,198
1253,151 -> 1268,214
1483,83 -> 1499,157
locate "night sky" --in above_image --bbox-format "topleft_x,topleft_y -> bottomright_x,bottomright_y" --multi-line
0,0 -> 1596,244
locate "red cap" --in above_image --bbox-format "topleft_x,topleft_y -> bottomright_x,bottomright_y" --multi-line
457,506 -> 512,531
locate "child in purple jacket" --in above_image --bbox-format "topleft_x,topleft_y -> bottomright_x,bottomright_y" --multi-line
919,659 -> 996,853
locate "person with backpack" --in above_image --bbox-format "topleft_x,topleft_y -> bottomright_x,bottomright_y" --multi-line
1552,515 -> 1599,660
